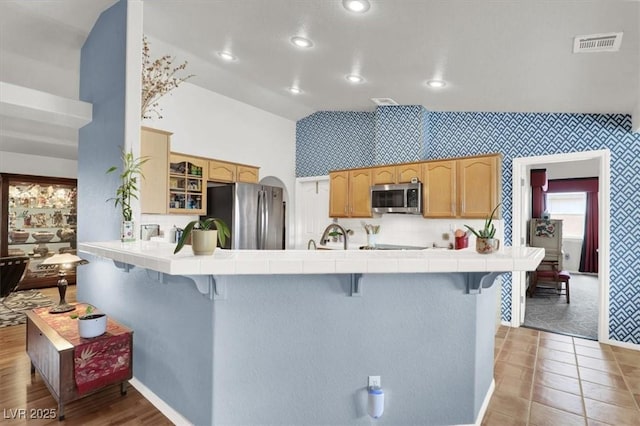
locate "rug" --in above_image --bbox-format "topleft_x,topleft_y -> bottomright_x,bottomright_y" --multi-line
523,273 -> 598,340
0,290 -> 55,328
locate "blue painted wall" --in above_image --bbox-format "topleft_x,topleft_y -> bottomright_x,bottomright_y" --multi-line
296,109 -> 640,344
77,2 -> 213,423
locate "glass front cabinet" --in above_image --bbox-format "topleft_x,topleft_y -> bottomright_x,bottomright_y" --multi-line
1,174 -> 77,290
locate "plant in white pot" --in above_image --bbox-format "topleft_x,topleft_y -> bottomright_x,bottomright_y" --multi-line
106,149 -> 149,242
174,218 -> 230,256
72,305 -> 107,338
464,203 -> 501,254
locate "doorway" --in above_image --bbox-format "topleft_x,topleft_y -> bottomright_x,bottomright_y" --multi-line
511,150 -> 610,342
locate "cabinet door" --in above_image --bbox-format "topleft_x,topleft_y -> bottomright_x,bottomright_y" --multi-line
236,165 -> 259,183
371,166 -> 396,185
397,163 -> 422,183
329,171 -> 349,218
140,127 -> 170,214
208,160 -> 236,183
423,160 -> 457,217
349,169 -> 372,217
458,156 -> 499,218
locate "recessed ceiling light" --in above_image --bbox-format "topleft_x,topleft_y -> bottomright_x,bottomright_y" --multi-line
217,51 -> 237,61
343,0 -> 370,13
346,74 -> 364,84
288,86 -> 302,95
426,80 -> 446,88
290,36 -> 313,48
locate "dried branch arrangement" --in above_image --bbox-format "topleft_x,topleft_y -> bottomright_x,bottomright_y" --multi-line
141,35 -> 194,119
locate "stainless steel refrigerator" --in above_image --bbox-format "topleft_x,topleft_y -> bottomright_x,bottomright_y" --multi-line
204,183 -> 285,249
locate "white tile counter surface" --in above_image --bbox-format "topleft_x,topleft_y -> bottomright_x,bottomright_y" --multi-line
79,241 -> 545,276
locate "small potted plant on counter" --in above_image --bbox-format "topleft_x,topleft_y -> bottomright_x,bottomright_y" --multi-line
464,203 -> 501,254
72,305 -> 107,339
174,217 -> 230,256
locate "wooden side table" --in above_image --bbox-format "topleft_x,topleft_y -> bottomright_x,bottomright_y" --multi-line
25,310 -> 133,420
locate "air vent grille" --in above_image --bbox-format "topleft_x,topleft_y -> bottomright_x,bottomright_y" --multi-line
573,32 -> 623,53
371,98 -> 398,106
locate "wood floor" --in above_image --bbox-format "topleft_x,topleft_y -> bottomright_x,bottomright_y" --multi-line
0,286 -> 173,425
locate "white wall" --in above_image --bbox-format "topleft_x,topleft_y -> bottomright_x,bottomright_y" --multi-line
0,151 -> 77,178
141,82 -> 296,244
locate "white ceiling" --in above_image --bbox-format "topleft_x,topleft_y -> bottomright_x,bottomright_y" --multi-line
1,0 -> 639,161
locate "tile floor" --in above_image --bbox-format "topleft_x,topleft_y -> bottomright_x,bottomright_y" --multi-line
483,326 -> 640,425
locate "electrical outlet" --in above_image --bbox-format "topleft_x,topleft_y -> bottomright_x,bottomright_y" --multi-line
368,375 -> 381,389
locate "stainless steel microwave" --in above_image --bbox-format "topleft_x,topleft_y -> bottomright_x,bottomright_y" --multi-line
370,182 -> 422,214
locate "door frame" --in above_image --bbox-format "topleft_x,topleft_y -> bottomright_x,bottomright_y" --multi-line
511,149 -> 611,342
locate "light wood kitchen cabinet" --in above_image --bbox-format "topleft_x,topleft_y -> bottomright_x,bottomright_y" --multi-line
169,153 -> 207,214
422,154 -> 501,218
208,160 -> 259,183
236,165 -> 259,183
329,169 -> 372,218
423,160 -> 457,217
140,127 -> 170,214
397,163 -> 422,183
371,166 -> 396,185
458,155 -> 500,218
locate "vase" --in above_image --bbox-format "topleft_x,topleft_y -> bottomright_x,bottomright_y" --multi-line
191,229 -> 217,255
121,221 -> 135,242
475,238 -> 500,254
367,233 -> 377,248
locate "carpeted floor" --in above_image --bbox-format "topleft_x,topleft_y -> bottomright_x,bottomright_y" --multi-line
0,290 -> 54,327
524,273 -> 598,339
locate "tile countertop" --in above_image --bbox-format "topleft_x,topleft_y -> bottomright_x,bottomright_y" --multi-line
79,241 -> 545,276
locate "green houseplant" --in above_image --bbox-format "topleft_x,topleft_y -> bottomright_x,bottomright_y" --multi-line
174,218 -> 230,256
464,203 -> 501,254
106,149 -> 149,242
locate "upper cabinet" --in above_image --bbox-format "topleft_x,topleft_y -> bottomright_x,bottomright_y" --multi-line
422,154 -> 501,218
457,155 -> 500,218
140,127 -> 170,214
168,153 -> 207,214
208,160 -> 260,184
423,160 -> 457,217
371,163 -> 422,185
329,169 -> 372,218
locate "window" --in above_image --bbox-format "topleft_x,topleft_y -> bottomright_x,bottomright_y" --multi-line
545,192 -> 586,238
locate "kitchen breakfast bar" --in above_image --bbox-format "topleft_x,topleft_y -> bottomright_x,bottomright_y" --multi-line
78,241 -> 544,425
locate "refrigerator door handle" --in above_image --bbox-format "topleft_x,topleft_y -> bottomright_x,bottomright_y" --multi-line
263,190 -> 269,249
256,189 -> 263,248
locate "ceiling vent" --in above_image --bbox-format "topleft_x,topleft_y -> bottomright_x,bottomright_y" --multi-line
573,32 -> 623,53
371,98 -> 399,106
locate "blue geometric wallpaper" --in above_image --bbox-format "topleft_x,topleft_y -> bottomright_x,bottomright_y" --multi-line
296,111 -> 375,176
374,106 -> 427,165
296,108 -> 640,344
429,112 -> 640,343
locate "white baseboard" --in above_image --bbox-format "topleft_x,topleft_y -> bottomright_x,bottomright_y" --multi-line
604,338 -> 640,351
129,377 -> 193,426
456,379 -> 495,426
501,320 -> 512,327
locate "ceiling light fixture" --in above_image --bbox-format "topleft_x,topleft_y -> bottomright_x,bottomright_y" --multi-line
426,80 -> 446,88
346,74 -> 364,84
288,86 -> 302,95
217,51 -> 237,62
290,36 -> 313,48
343,0 -> 371,13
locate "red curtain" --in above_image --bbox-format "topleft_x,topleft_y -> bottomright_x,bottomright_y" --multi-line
531,169 -> 548,218
579,192 -> 599,273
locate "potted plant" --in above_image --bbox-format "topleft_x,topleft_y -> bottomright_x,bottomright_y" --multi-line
72,305 -> 107,338
174,217 -> 230,256
464,203 -> 501,254
106,149 -> 149,242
